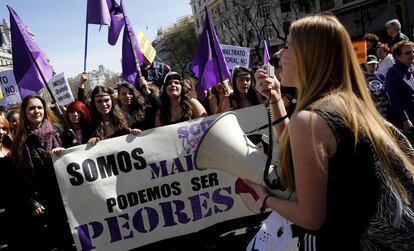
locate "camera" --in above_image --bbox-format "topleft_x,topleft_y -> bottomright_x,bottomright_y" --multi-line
261,64 -> 275,78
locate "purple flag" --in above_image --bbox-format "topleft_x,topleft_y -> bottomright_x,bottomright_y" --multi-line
263,39 -> 270,65
107,0 -> 125,45
191,7 -> 230,99
121,3 -> 143,84
86,0 -> 111,25
8,6 -> 53,98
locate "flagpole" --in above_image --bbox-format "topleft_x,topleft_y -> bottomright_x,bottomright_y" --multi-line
83,21 -> 89,72
27,51 -> 71,130
120,0 -> 142,80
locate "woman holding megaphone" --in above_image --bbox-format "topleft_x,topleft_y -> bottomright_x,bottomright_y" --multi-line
248,15 -> 414,250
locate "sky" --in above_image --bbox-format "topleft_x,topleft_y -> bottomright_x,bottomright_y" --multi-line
0,0 -> 193,78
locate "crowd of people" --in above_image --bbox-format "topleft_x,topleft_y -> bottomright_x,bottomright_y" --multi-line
0,14 -> 413,251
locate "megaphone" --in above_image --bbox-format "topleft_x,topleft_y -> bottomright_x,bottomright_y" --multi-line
194,112 -> 295,200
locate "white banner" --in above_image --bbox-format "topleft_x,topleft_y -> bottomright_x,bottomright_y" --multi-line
53,105 -> 270,251
0,70 -> 21,107
221,44 -> 250,70
49,72 -> 74,106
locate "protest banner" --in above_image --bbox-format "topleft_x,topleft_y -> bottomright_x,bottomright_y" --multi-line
221,44 -> 250,70
49,72 -> 75,106
352,40 -> 367,64
0,69 -> 21,107
137,32 -> 156,65
53,105 -> 272,251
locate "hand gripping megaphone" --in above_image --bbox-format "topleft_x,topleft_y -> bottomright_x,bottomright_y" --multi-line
194,112 -> 295,201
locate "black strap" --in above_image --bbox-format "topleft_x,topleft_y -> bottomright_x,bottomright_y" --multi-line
260,194 -> 272,214
246,114 -> 288,134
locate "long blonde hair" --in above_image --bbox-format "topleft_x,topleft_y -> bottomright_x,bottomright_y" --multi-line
279,15 -> 414,201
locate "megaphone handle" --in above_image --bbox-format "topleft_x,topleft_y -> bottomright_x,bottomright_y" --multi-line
235,178 -> 259,200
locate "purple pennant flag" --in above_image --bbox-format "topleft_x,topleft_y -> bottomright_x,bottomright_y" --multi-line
8,6 -> 53,98
263,39 -> 270,65
121,2 -> 143,84
107,0 -> 125,45
86,0 -> 111,25
191,7 -> 230,100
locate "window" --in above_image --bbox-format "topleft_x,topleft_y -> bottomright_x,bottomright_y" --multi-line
196,19 -> 200,29
258,2 -> 271,17
198,0 -> 201,7
320,0 -> 335,10
280,0 -> 291,13
264,25 -> 274,39
236,14 -> 241,24
297,0 -> 313,12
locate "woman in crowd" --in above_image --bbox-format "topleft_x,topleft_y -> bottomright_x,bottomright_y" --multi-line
11,95 -> 73,250
6,110 -> 19,137
224,66 -> 263,111
207,80 -> 231,115
248,14 -> 414,250
155,72 -> 207,127
385,41 -> 414,136
1,107 -> 34,250
88,86 -> 141,145
61,100 -> 91,148
0,117 -> 12,158
117,79 -> 159,130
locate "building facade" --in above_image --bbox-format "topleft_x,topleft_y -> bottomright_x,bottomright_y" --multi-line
190,0 -> 413,66
0,19 -> 12,71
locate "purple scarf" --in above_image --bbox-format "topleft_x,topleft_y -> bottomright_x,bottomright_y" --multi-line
25,119 -> 61,162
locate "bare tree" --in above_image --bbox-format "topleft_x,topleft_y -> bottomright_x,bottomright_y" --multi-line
213,0 -> 315,64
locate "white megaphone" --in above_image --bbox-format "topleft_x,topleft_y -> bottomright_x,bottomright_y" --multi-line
194,112 -> 295,201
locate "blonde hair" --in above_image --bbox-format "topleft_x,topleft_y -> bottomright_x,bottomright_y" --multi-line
279,15 -> 414,201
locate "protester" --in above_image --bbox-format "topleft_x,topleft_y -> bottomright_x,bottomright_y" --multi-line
223,66 -> 263,111
6,110 -> 19,137
376,42 -> 395,76
207,81 -> 231,115
364,55 -> 390,118
11,95 -> 73,250
117,79 -> 159,130
141,61 -> 171,88
0,110 -> 36,250
117,82 -> 147,127
385,41 -> 414,137
363,33 -> 380,56
183,78 -> 198,100
155,72 -> 207,126
88,86 -> 141,145
385,19 -> 410,48
0,116 -> 12,157
77,72 -> 89,103
250,14 -> 414,250
0,116 -> 12,249
61,100 -> 91,147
